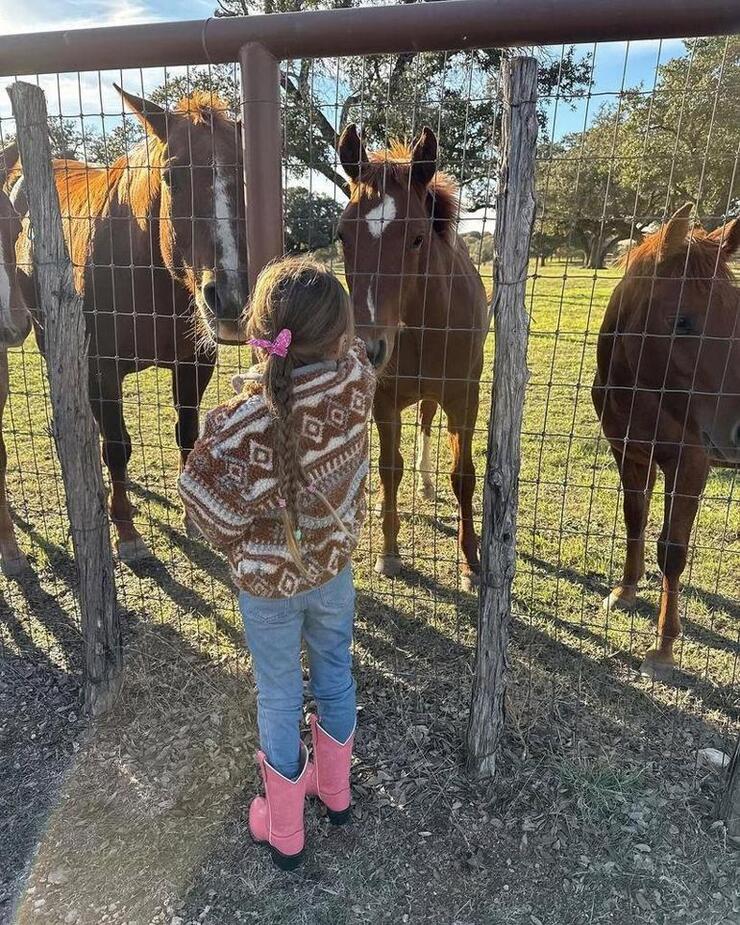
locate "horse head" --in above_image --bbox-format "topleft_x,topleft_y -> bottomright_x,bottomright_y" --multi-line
618,203 -> 740,463
0,142 -> 31,349
337,125 -> 458,371
116,85 -> 249,344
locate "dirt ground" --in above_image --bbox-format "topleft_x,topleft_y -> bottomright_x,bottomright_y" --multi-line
2,568 -> 739,925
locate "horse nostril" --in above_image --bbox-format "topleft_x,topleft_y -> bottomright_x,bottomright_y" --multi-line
202,281 -> 220,315
365,338 -> 387,369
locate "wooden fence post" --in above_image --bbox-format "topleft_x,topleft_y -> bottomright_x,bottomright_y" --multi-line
720,735 -> 740,842
466,56 -> 538,777
9,81 -> 122,716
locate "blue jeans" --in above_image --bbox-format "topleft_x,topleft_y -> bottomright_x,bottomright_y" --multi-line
239,565 -> 356,780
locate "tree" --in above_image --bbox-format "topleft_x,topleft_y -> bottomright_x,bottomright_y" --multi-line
3,118 -> 86,161
212,0 -> 590,206
530,229 -> 563,265
536,123 -> 642,270
284,186 -> 342,253
536,36 -> 739,268
613,36 -> 739,226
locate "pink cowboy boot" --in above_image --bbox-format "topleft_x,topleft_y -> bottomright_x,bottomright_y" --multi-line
306,714 -> 355,825
249,743 -> 309,870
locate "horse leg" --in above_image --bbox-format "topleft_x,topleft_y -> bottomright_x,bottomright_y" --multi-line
90,367 -> 149,562
172,352 -> 215,538
374,393 -> 403,578
641,451 -> 709,679
445,392 -> 480,592
416,399 -> 438,502
604,449 -> 657,611
0,351 -> 29,575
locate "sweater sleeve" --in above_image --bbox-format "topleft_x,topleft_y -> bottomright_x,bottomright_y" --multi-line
348,337 -> 377,417
177,396 -> 275,550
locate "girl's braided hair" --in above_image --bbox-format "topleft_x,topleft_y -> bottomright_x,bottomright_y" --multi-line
246,257 -> 354,574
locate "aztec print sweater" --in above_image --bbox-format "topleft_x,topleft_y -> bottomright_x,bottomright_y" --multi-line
178,339 -> 376,599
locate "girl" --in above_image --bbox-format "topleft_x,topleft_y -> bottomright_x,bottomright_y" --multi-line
179,258 -> 376,870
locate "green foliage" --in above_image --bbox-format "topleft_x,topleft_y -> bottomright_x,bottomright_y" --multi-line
614,37 -> 739,223
461,231 -> 494,264
212,0 -> 591,205
537,37 -> 738,268
284,186 -> 342,253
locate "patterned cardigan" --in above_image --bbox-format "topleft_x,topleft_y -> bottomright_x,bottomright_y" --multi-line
178,339 -> 376,598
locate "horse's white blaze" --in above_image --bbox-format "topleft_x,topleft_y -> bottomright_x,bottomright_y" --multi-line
416,429 -> 433,474
0,242 -> 11,324
367,287 -> 376,323
365,193 -> 397,239
214,169 -> 239,273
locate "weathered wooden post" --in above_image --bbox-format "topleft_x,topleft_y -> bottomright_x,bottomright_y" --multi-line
9,81 -> 122,716
720,735 -> 740,842
466,56 -> 538,777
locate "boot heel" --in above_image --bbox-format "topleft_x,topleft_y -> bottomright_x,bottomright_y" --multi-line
270,846 -> 304,871
327,806 -> 351,826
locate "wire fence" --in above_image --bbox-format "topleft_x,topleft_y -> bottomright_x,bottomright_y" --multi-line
0,34 -> 738,783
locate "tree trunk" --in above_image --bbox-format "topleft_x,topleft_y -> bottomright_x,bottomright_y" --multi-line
8,81 -> 122,717
466,56 -> 537,778
583,236 -> 609,269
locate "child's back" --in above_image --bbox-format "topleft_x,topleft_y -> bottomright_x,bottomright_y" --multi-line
179,338 -> 374,597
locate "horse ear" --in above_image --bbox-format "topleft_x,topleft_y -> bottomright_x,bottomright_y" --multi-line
114,84 -> 169,144
660,202 -> 693,259
0,141 -> 19,185
411,127 -> 437,187
708,217 -> 740,258
338,124 -> 368,183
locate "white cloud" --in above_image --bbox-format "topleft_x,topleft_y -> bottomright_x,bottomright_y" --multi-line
0,0 -> 210,36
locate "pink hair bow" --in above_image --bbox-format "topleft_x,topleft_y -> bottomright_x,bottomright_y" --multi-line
247,328 -> 292,358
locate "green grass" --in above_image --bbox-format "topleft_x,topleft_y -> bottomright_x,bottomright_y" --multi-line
2,258 -> 739,925
2,257 -> 738,706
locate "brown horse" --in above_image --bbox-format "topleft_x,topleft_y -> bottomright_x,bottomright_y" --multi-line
593,203 -> 740,678
9,88 -> 248,561
0,142 -> 33,574
337,125 -> 488,589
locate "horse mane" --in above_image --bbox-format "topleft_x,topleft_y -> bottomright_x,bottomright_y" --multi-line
50,91 -> 233,285
351,140 -> 460,241
173,90 -> 232,124
57,91 -> 232,227
620,223 -> 735,284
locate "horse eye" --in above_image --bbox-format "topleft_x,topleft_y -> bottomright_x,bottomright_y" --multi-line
671,315 -> 695,335
410,235 -> 424,250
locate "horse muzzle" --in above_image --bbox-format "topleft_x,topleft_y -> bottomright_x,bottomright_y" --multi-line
199,271 -> 249,344
0,312 -> 32,349
364,335 -> 388,370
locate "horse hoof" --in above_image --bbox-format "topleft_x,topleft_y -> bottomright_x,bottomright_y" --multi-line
374,554 -> 402,578
417,482 -> 437,503
462,571 -> 480,594
1,549 -> 31,577
640,650 -> 676,680
117,536 -> 152,563
603,587 -> 637,612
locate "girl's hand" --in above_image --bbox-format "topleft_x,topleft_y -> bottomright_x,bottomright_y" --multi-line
232,372 -> 248,394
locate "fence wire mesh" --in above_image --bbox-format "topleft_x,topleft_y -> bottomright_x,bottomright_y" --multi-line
0,31 -> 738,921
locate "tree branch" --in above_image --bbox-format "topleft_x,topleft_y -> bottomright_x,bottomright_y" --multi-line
280,67 -> 349,196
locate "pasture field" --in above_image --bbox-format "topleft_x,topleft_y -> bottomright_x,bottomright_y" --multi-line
1,260 -> 738,924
